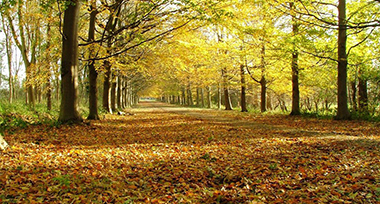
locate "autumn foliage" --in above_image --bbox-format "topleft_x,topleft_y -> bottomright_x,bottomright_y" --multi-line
1,102 -> 380,203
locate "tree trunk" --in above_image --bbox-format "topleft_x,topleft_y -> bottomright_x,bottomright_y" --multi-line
290,7 -> 300,115
58,0 -> 82,123
351,81 -> 357,111
187,83 -> 193,106
218,82 -> 222,109
128,83 -> 133,107
102,61 -> 111,112
196,88 -> 200,106
102,4 -> 120,112
121,77 -> 126,108
24,62 -> 34,106
123,77 -> 128,107
260,77 -> 267,112
358,77 -> 368,112
222,68 -> 233,110
56,77 -> 60,100
224,87 -> 232,110
87,1 -> 99,120
182,88 -> 186,105
290,50 -> 300,115
267,91 -> 272,110
260,43 -> 267,113
201,88 -> 205,108
335,0 -> 350,120
45,15 -> 53,111
110,73 -> 117,112
34,86 -> 40,103
117,75 -> 122,109
46,22 -> 52,111
207,86 -> 211,108
125,79 -> 129,107
46,77 -> 52,111
240,64 -> 248,112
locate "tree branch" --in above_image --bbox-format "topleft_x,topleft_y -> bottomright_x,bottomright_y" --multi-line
347,27 -> 375,56
82,20 -> 191,61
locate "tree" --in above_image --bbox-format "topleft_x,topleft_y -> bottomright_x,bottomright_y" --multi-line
290,2 -> 300,115
222,67 -> 233,110
240,64 -> 248,112
87,0 -> 99,120
5,1 -> 40,106
1,14 -> 13,103
335,0 -> 350,120
59,0 -> 82,122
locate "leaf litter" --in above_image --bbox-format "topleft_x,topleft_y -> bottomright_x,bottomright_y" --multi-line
1,102 -> 380,203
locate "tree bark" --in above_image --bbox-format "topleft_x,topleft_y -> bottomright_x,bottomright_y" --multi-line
335,0 -> 350,120
358,76 -> 368,112
102,61 -> 111,112
58,0 -> 82,123
267,91 -> 272,110
110,73 -> 117,113
351,81 -> 357,111
260,77 -> 267,112
196,87 -> 200,107
240,64 -> 248,112
46,74 -> 52,111
218,82 -> 222,109
117,74 -> 122,109
182,88 -> 186,105
87,1 -> 99,120
45,14 -> 53,111
201,88 -> 205,108
187,83 -> 193,106
259,43 -> 267,113
290,5 -> 300,115
222,68 -> 233,110
101,4 -> 120,112
207,86 -> 211,108
122,77 -> 126,108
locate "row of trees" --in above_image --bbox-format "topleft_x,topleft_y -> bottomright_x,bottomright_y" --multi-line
153,0 -> 380,119
0,0 -> 220,122
1,0 -> 380,122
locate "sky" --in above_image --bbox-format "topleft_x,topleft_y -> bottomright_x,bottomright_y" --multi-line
0,31 -> 25,90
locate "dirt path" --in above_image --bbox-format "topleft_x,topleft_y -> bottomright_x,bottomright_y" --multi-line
132,101 -> 358,139
134,101 -> 278,128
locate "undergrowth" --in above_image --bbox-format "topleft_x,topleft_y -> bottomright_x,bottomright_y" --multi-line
0,100 -> 60,133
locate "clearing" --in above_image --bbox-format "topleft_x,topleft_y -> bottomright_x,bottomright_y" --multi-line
1,101 -> 380,203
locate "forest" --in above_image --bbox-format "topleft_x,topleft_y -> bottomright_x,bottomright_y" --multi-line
1,0 -> 380,203
0,0 -> 379,122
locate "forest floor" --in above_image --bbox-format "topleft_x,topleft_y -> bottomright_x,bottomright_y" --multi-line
1,101 -> 380,203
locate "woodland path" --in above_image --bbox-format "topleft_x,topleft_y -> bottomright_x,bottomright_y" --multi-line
133,101 -> 355,139
1,102 -> 380,203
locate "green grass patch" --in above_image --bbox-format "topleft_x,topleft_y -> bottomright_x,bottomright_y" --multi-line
0,100 -> 59,133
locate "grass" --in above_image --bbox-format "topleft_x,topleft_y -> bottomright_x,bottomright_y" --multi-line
0,100 -> 59,133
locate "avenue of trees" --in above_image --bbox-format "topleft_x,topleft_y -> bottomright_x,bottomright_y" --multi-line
1,0 -> 380,122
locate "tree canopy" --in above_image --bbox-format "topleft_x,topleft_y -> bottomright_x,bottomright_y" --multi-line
0,0 -> 380,120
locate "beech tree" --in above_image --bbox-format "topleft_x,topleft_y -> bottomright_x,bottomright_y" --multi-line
289,2 -> 300,115
335,0 -> 350,119
86,0 -> 99,120
59,0 -> 82,122
4,1 -> 40,106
